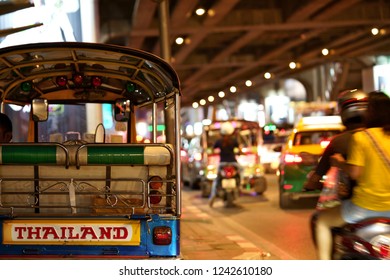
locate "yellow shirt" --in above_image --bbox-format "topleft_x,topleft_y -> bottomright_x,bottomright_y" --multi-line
347,128 -> 390,210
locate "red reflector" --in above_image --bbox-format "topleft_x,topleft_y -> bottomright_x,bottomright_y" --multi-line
91,76 -> 102,87
283,184 -> 293,190
153,226 -> 172,245
73,74 -> 84,86
56,76 -> 68,87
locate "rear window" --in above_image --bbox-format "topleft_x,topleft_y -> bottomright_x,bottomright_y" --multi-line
293,130 -> 341,146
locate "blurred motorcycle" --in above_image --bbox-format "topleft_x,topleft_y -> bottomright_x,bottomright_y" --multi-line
215,162 -> 241,208
332,217 -> 390,260
310,168 -> 390,259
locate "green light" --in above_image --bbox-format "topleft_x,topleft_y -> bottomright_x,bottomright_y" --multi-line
265,123 -> 277,131
126,82 -> 135,92
148,124 -> 165,132
21,81 -> 32,92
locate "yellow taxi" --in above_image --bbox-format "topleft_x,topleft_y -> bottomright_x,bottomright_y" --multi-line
278,116 -> 345,209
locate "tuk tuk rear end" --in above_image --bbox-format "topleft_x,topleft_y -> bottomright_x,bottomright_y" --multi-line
0,42 -> 181,258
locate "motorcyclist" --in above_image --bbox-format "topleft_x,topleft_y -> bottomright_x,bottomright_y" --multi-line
208,121 -> 240,207
304,89 -> 368,246
305,89 -> 368,193
315,90 -> 390,260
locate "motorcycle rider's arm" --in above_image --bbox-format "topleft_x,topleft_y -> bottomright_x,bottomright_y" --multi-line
304,171 -> 323,190
304,139 -> 336,190
330,153 -> 363,180
348,165 -> 363,180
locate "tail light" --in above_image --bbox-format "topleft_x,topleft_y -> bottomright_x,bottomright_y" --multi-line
148,176 -> 163,204
284,153 -> 303,164
377,243 -> 390,259
221,165 -> 238,178
153,226 -> 172,245
284,152 -> 318,165
369,234 -> 390,259
149,190 -> 162,204
345,219 -> 390,259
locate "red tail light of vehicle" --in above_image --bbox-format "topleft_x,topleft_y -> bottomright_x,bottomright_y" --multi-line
221,165 -> 238,178
149,190 -> 162,204
284,152 -> 318,165
148,176 -> 163,204
149,176 -> 163,189
378,243 -> 390,259
153,226 -> 172,245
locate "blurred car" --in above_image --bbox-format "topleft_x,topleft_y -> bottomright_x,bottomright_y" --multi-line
278,116 -> 345,209
259,124 -> 291,173
182,135 -> 204,189
181,137 -> 191,186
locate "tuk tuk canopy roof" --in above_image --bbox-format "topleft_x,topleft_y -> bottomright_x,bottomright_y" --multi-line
0,42 -> 181,106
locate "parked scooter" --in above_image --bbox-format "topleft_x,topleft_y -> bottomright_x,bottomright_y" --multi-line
215,162 -> 241,208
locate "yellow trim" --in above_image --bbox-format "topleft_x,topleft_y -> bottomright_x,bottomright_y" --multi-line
3,219 -> 140,246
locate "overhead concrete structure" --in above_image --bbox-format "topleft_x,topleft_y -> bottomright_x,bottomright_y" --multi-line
97,0 -> 390,106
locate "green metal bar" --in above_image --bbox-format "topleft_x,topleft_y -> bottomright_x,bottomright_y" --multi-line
87,146 -> 144,165
2,145 -> 57,164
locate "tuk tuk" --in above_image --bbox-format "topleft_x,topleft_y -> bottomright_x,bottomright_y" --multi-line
0,42 -> 181,258
199,119 -> 267,198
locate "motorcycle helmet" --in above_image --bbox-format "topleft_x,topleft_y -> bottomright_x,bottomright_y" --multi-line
337,89 -> 368,125
220,122 -> 235,135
